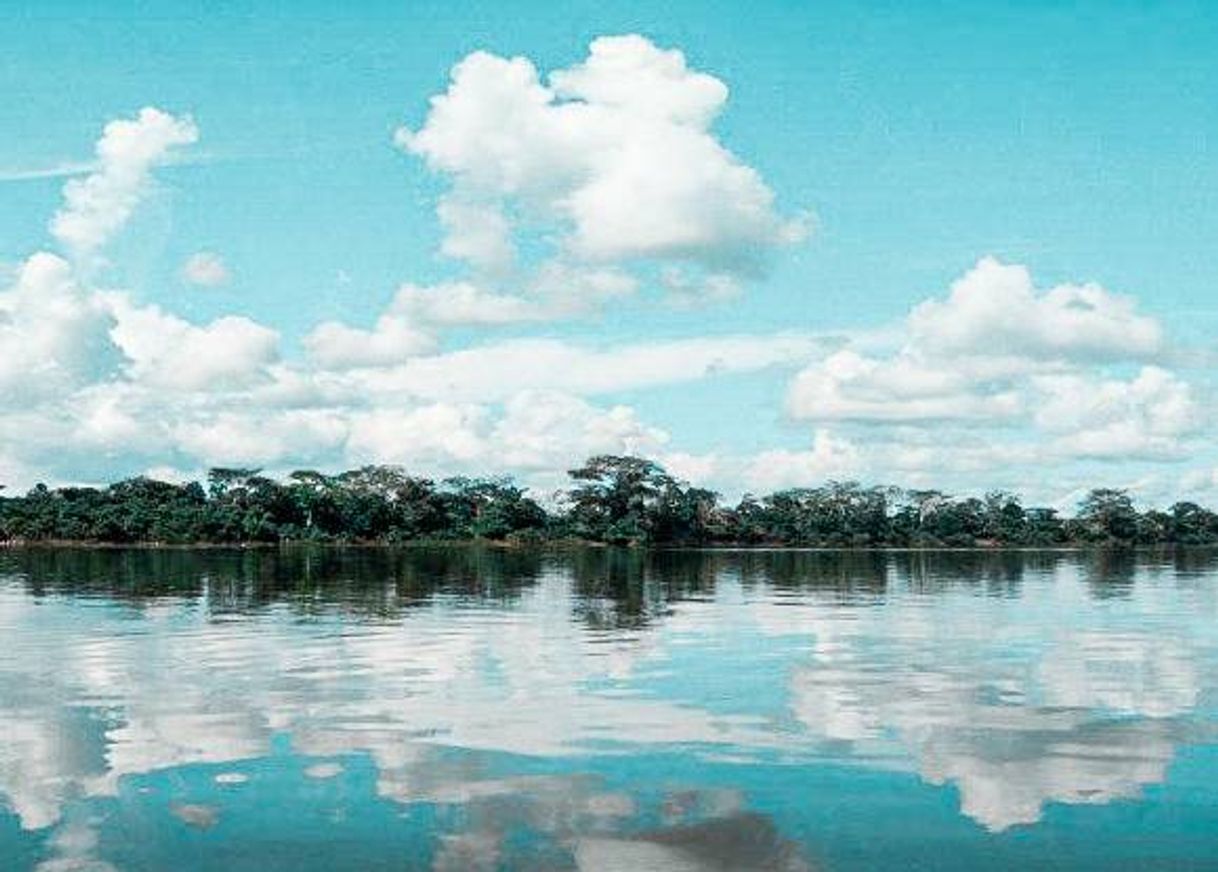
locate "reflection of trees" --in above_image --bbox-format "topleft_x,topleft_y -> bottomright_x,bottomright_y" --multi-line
894,549 -> 1050,597
1,546 -> 545,618
1168,548 -> 1218,577
1069,549 -> 1218,600
743,550 -> 889,599
9,546 -> 1208,627
1078,549 -> 1138,599
567,548 -> 713,630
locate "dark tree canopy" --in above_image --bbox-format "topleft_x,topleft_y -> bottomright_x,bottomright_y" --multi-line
0,458 -> 1211,548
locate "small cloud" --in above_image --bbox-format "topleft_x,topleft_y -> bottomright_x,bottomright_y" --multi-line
182,251 -> 230,287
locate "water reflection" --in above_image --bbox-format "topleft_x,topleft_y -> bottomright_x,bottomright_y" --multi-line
1,547 -> 1217,869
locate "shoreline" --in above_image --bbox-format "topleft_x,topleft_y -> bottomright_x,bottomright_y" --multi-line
0,539 -> 1200,553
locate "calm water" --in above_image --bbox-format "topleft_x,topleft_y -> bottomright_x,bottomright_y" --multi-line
1,548 -> 1216,871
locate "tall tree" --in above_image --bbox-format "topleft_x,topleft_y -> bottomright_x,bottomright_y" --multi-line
565,455 -> 678,544
1077,488 -> 1139,543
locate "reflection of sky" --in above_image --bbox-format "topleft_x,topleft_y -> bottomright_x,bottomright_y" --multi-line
1,550 -> 1218,869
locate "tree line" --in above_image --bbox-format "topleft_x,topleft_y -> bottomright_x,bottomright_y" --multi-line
2,454 -> 1217,547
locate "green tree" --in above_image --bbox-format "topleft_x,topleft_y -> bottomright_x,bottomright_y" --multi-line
442,477 -> 547,539
1077,488 -> 1139,544
564,455 -> 678,544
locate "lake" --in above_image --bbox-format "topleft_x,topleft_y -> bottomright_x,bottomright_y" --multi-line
1,547 -> 1216,870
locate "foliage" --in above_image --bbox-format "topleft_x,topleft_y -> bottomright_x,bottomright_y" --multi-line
0,458 -> 1212,547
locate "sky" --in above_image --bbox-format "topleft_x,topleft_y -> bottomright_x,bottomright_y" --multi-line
1,0 -> 1217,507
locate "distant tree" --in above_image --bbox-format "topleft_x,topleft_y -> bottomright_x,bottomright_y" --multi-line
651,484 -> 723,544
2,455 -> 1216,548
1168,501 -> 1218,545
285,470 -> 337,537
340,466 -> 444,538
442,477 -> 547,540
1077,489 -> 1139,544
206,468 -> 263,500
564,456 -> 678,544
1024,507 -> 1065,545
982,491 -> 1027,544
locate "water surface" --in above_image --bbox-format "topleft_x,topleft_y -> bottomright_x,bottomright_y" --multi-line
1,547 -> 1216,870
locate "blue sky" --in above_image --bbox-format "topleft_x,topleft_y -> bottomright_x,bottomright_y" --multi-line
2,1 -> 1217,505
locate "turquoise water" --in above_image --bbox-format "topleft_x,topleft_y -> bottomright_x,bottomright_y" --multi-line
1,548 -> 1216,871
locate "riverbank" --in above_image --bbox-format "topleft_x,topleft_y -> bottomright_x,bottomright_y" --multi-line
6,457 -> 1215,550
0,537 -> 1192,552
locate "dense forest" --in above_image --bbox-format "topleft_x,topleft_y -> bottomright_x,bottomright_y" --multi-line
2,455 -> 1217,548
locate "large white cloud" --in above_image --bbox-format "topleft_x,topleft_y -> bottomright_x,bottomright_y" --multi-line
0,252 -> 121,400
49,107 -> 197,257
1033,366 -> 1202,461
787,348 -> 1025,424
780,258 -> 1207,491
303,312 -> 437,370
789,258 -> 1172,428
343,403 -> 489,466
397,34 -> 805,307
107,296 -> 280,391
337,391 -> 669,474
908,257 -> 1162,362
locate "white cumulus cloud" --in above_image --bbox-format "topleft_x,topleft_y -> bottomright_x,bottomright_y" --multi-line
783,258 -> 1202,474
50,107 -> 197,257
304,313 -> 437,370
908,256 -> 1162,362
107,297 -> 280,391
397,34 -> 805,305
743,430 -> 863,493
0,252 -> 120,399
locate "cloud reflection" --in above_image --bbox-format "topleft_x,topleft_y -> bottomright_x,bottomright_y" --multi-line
0,547 -> 1214,848
763,555 -> 1217,830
